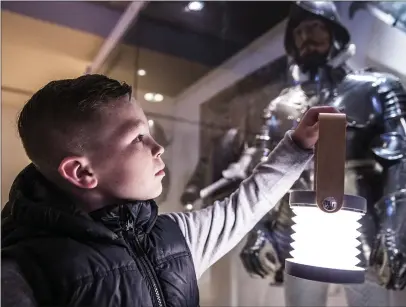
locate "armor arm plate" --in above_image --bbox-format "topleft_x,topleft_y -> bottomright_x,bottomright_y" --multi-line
371,73 -> 406,158
372,75 -> 406,196
370,75 -> 406,290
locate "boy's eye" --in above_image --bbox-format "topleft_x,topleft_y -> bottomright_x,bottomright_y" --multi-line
133,134 -> 144,143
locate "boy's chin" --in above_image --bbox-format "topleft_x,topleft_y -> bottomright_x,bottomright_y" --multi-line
123,183 -> 163,202
149,185 -> 163,201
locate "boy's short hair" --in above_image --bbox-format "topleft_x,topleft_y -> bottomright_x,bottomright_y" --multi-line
18,74 -> 132,169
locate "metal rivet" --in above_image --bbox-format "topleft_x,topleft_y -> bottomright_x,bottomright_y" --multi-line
322,197 -> 337,212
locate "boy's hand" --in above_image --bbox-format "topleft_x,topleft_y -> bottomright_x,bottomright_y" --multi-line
291,106 -> 342,150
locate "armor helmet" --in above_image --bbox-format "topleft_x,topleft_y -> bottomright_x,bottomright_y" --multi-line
284,1 -> 350,60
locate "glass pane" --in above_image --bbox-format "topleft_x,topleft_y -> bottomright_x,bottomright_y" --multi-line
91,1 -> 290,211
353,1 -> 406,33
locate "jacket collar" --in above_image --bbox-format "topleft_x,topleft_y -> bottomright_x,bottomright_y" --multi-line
2,164 -> 158,246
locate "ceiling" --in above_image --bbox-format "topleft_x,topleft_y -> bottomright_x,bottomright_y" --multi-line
349,1 -> 406,34
2,1 -> 291,100
5,1 -> 406,107
102,1 -> 290,46
95,1 -> 291,97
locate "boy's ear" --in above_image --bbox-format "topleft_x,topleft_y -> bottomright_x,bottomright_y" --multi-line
58,157 -> 98,189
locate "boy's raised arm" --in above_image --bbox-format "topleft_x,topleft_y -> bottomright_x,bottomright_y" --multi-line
166,130 -> 313,278
166,106 -> 340,278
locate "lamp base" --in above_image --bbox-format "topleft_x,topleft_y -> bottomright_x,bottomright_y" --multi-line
285,259 -> 365,284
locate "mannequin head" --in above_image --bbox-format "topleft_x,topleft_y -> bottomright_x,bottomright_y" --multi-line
284,1 -> 350,73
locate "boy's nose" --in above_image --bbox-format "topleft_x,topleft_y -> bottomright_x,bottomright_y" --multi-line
154,142 -> 165,158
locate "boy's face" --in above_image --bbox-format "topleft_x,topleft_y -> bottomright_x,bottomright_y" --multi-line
66,96 -> 166,202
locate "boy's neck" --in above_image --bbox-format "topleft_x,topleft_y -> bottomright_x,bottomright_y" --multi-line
71,191 -> 117,213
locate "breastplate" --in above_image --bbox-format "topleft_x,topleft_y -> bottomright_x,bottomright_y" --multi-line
268,71 -> 383,161
266,79 -> 336,141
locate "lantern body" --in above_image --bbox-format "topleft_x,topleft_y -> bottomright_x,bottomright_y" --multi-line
286,191 -> 367,284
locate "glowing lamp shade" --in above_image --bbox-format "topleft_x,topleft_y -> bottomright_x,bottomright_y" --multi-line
286,190 -> 367,284
291,207 -> 362,269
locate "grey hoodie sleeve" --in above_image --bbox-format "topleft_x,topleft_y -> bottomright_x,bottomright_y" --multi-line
165,131 -> 313,279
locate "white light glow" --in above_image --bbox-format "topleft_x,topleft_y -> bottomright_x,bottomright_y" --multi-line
144,93 -> 154,101
144,93 -> 164,103
289,206 -> 363,271
137,69 -> 146,76
154,94 -> 164,102
148,119 -> 154,127
187,1 -> 204,11
185,203 -> 193,211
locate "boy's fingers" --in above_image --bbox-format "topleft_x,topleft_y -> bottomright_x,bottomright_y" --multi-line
302,106 -> 341,125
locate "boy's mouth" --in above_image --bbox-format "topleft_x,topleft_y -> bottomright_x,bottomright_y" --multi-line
155,165 -> 166,176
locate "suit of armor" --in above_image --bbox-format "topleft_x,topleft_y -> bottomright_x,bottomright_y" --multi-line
181,1 -> 406,305
238,1 -> 406,304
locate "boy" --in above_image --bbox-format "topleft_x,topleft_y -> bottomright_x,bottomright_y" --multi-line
1,74 -> 337,307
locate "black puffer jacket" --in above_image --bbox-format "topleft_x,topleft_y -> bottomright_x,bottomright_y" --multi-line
1,164 -> 199,307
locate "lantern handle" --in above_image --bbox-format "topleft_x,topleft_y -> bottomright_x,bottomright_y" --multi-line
314,113 -> 347,213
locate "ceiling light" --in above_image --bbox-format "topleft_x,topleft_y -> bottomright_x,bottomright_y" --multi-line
285,113 -> 367,284
186,1 -> 204,11
154,94 -> 164,102
144,93 -> 164,103
144,93 -> 154,101
137,69 -> 146,76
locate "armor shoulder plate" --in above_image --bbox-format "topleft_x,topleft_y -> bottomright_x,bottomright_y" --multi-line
332,70 -> 406,127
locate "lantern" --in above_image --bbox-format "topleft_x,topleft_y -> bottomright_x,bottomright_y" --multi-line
285,113 -> 367,284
